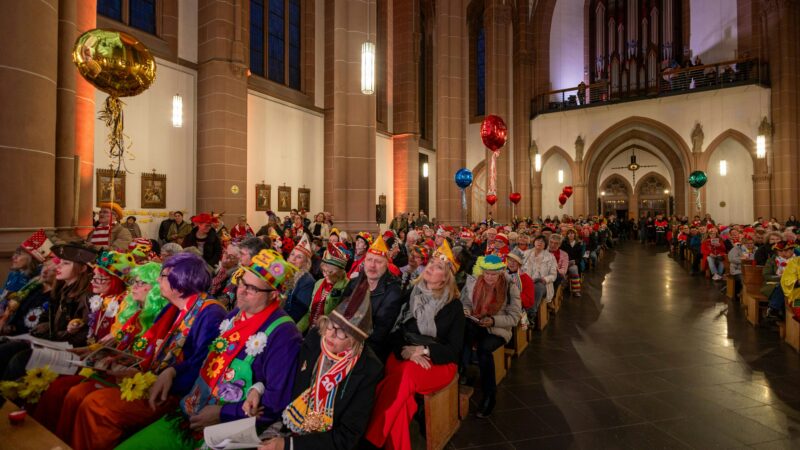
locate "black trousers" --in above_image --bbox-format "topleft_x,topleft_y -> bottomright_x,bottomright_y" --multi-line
462,321 -> 506,395
0,339 -> 32,380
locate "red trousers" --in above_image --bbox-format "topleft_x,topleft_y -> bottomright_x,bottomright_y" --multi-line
71,386 -> 176,450
365,354 -> 456,450
32,375 -> 84,434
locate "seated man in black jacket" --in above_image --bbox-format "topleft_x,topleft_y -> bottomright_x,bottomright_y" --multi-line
343,236 -> 405,361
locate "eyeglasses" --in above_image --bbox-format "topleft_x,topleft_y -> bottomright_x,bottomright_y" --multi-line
237,278 -> 272,295
326,323 -> 349,340
92,276 -> 111,284
129,279 -> 149,288
158,270 -> 170,279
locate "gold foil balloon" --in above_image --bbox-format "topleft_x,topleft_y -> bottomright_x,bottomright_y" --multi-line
72,28 -> 156,97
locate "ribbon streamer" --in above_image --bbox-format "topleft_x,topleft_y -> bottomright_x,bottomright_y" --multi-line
461,189 -> 467,223
97,96 -> 133,172
694,188 -> 702,211
488,151 -> 498,197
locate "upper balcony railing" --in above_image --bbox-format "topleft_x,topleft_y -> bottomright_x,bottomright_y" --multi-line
531,57 -> 768,118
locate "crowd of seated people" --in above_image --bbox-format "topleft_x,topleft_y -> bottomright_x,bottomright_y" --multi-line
664,213 -> 800,326
0,203 -> 620,450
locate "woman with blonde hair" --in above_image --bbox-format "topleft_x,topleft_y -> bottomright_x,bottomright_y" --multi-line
364,241 -> 465,450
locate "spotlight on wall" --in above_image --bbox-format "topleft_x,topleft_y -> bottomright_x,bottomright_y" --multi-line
534,153 -> 542,172
719,159 -> 728,176
422,162 -> 429,178
361,42 -> 375,95
756,134 -> 766,159
664,189 -> 670,195
558,169 -> 564,184
600,191 -> 606,196
172,94 -> 183,128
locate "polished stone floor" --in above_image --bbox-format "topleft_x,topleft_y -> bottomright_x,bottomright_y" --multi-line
448,243 -> 800,449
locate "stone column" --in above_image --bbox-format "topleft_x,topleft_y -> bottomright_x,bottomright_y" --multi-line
0,0 -> 58,259
55,0 -> 96,239
484,0 -> 512,223
323,0 -> 377,233
196,0 -> 249,219
434,0 -> 467,225
753,173 -> 772,219
765,1 -> 800,220
391,0 -> 420,218
573,182 -> 587,217
512,7 -> 534,220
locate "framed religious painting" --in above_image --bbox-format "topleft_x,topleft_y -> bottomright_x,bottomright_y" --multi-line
141,171 -> 167,209
255,183 -> 271,211
96,168 -> 126,207
298,188 -> 310,212
376,194 -> 387,224
277,186 -> 292,212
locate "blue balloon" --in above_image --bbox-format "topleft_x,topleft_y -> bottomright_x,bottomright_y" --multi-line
454,168 -> 473,189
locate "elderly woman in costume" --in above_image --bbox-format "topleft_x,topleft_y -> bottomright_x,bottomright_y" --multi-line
283,234 -> 318,323
246,277 -> 382,450
297,243 -> 350,334
364,241 -> 465,450
34,262 -> 168,437
68,253 -> 227,450
117,250 -> 302,450
460,254 -> 522,418
85,251 -> 135,345
0,244 -> 97,381
521,235 -> 558,320
560,228 -> 585,297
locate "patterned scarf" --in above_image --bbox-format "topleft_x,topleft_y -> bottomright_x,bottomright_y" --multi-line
308,280 -> 333,328
115,310 -> 143,351
150,294 -> 216,373
87,292 -> 126,344
776,256 -> 792,276
472,274 -> 507,317
131,304 -> 179,370
283,338 -> 359,434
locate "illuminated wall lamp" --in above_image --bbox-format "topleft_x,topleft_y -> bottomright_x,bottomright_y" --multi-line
719,159 -> 727,176
558,169 -> 564,184
756,135 -> 766,159
534,153 -> 542,172
422,162 -> 429,178
172,94 -> 183,128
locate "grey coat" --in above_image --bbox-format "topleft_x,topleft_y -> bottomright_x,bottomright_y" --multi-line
460,274 -> 522,343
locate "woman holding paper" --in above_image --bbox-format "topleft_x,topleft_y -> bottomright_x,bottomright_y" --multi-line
459,254 -> 522,418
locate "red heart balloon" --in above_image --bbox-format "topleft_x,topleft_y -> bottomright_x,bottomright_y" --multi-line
563,186 -> 574,198
558,193 -> 568,206
486,194 -> 498,206
480,115 -> 508,151
509,192 -> 522,204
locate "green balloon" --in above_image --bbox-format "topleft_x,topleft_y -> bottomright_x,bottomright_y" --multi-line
688,171 -> 708,189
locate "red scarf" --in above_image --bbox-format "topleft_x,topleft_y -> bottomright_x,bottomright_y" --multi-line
550,249 -> 562,265
115,310 -> 143,351
308,280 -> 333,327
472,275 -> 507,317
132,305 -> 180,371
200,301 -> 280,390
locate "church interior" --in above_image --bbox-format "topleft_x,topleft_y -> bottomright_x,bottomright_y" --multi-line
1,0 -> 799,449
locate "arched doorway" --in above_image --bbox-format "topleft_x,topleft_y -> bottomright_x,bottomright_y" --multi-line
635,173 -> 672,218
599,174 -> 633,218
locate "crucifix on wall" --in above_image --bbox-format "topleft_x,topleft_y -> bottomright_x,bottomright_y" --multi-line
611,148 -> 656,185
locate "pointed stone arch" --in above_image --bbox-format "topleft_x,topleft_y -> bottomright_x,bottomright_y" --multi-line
542,145 -> 579,181
583,116 -> 691,216
699,128 -> 763,173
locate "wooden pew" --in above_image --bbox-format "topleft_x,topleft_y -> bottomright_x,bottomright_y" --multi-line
492,345 -> 507,383
726,275 -> 736,299
458,385 -> 474,420
421,376 -> 460,450
506,326 -> 529,357
548,284 -> 564,313
537,299 -> 549,330
0,401 -> 72,450
742,265 -> 768,326
785,312 -> 800,352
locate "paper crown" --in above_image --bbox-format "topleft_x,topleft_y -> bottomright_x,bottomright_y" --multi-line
99,202 -> 124,219
322,242 -> 349,269
356,231 -> 373,246
329,228 -> 340,238
294,233 -> 313,258
329,276 -> 373,341
21,229 -> 53,262
367,235 -> 389,258
432,240 -> 459,274
460,228 -> 475,239
93,250 -> 135,281
51,243 -> 98,265
240,249 -> 298,291
128,238 -> 153,258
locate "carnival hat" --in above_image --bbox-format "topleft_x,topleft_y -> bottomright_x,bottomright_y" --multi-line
356,231 -> 373,246
432,239 -> 459,274
51,243 -> 98,265
412,245 -> 429,266
294,233 -> 313,258
21,229 -> 53,262
239,249 -> 299,291
506,248 -> 525,266
128,237 -> 153,258
495,233 -> 509,246
329,276 -> 373,342
367,235 -> 389,258
772,240 -> 797,252
99,202 -> 124,220
191,213 -> 216,225
93,250 -> 135,282
322,242 -> 349,269
477,254 -> 506,272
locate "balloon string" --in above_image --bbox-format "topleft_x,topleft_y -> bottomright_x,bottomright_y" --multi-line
461,189 -> 467,223
695,188 -> 701,211
98,95 -> 133,173
488,151 -> 498,195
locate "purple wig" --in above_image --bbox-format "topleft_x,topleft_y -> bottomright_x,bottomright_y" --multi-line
162,252 -> 211,297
